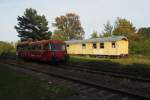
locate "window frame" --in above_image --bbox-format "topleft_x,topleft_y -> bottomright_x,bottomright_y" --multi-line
51,43 -> 66,51
112,42 -> 116,48
43,43 -> 49,50
82,43 -> 86,49
93,43 -> 97,49
100,43 -> 104,49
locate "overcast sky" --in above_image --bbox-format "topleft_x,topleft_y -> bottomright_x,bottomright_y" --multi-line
0,0 -> 150,42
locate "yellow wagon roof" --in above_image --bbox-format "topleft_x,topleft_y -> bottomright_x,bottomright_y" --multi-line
65,36 -> 127,44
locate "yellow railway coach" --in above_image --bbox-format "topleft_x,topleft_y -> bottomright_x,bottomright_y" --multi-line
65,36 -> 128,58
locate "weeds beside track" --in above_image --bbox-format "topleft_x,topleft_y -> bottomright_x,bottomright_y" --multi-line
1,59 -> 150,100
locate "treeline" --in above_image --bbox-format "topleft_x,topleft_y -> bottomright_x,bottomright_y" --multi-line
91,18 -> 150,55
14,8 -> 150,55
0,41 -> 15,57
14,8 -> 84,41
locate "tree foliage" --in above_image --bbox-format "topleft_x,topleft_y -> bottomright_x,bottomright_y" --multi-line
53,13 -> 84,40
137,27 -> 150,39
130,38 -> 150,55
129,27 -> 150,55
0,41 -> 15,57
102,21 -> 113,37
15,8 -> 51,41
113,17 -> 136,38
51,30 -> 68,40
91,31 -> 99,38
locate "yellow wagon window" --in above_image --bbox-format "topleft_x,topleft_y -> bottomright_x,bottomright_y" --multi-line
112,42 -> 116,48
100,43 -> 104,48
82,44 -> 86,49
93,43 -> 97,49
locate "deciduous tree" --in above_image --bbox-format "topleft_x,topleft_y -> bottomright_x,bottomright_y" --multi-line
113,17 -> 136,38
51,30 -> 68,40
53,13 -> 84,40
91,31 -> 99,38
102,21 -> 113,37
0,41 -> 15,56
137,27 -> 150,39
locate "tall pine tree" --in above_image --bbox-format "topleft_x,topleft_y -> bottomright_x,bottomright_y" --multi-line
15,8 -> 51,41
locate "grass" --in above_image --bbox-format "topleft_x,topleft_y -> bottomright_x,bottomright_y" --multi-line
70,55 -> 150,65
0,65 -> 78,100
69,55 -> 150,78
111,55 -> 150,65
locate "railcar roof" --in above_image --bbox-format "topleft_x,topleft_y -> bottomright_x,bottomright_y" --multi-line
65,36 -> 127,44
31,40 -> 64,44
18,40 -> 64,45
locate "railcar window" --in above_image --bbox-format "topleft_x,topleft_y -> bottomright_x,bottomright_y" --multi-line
93,43 -> 97,49
37,45 -> 42,50
112,42 -> 116,48
17,45 -> 21,50
35,45 -> 37,50
51,44 -> 65,51
28,45 -> 32,50
17,44 -> 31,50
35,45 -> 38,50
17,46 -> 19,50
43,44 -> 49,50
24,45 -> 28,50
82,44 -> 86,49
22,45 -> 26,50
32,45 -> 35,50
17,46 -> 21,50
100,43 -> 104,48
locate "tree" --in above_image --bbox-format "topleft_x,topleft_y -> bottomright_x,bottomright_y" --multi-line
0,41 -> 15,56
14,8 -> 51,41
51,30 -> 68,40
91,31 -> 99,38
53,13 -> 84,40
137,27 -> 150,39
102,21 -> 113,37
113,17 -> 136,38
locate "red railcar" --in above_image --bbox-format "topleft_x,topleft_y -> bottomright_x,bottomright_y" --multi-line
16,40 -> 69,62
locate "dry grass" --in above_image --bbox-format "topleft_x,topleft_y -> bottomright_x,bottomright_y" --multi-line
70,55 -> 150,65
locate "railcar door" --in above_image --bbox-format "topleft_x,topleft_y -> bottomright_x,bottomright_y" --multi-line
42,43 -> 52,61
51,43 -> 66,61
35,44 -> 43,60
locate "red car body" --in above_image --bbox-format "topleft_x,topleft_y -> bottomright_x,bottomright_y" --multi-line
16,40 -> 69,62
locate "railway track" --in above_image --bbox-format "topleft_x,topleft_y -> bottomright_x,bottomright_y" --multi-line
62,63 -> 150,82
0,61 -> 126,100
15,59 -> 150,83
1,59 -> 150,100
4,56 -> 150,82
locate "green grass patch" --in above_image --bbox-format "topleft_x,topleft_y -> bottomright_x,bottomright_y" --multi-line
69,55 -> 150,78
0,65 -> 77,100
70,55 -> 150,65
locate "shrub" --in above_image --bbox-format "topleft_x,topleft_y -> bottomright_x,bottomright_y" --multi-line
0,41 -> 15,58
129,39 -> 150,56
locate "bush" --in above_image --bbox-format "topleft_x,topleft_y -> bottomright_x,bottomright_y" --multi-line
0,41 -> 16,58
129,39 -> 150,56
